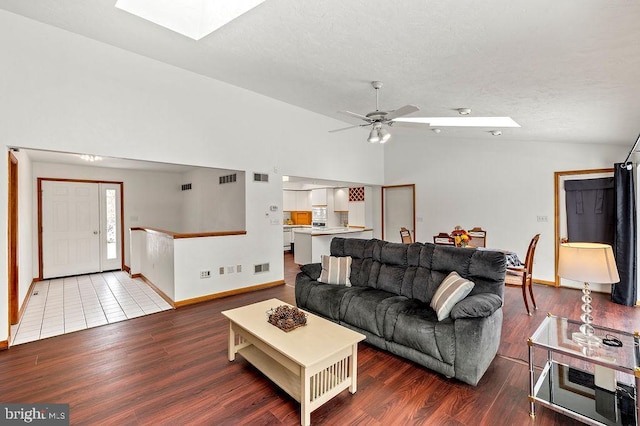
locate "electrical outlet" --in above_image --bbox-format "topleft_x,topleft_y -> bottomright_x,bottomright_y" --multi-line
236,265 -> 242,273
536,215 -> 548,222
226,266 -> 234,274
200,270 -> 211,279
219,267 -> 225,275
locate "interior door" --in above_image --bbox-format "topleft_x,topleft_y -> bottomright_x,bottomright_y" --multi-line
42,180 -> 100,279
382,184 -> 416,243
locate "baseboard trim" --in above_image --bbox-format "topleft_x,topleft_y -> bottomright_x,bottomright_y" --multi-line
175,280 -> 286,308
16,278 -> 40,323
0,340 -> 8,351
533,279 -> 555,286
123,264 -> 131,273
135,274 -> 175,309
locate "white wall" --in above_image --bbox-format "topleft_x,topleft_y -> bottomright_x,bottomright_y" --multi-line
384,136 -> 628,283
180,168 -> 245,233
0,10 -> 383,342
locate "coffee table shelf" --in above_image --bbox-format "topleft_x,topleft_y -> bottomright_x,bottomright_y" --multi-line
528,314 -> 639,426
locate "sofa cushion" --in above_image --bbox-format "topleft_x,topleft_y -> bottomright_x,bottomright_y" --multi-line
304,284 -> 355,321
387,299 -> 456,365
430,271 -> 475,321
340,288 -> 406,337
319,255 -> 352,286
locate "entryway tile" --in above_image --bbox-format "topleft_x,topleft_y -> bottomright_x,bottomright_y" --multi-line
10,271 -> 173,346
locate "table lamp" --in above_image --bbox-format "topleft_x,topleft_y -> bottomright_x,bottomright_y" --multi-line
557,242 -> 620,346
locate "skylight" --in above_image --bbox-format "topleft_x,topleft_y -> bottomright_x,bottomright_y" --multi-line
394,117 -> 521,127
115,0 -> 266,40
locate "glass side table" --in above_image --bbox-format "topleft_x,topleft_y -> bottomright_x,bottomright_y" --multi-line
529,314 -> 639,426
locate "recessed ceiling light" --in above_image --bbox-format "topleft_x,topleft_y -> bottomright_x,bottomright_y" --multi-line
457,108 -> 472,115
490,130 -> 502,136
79,155 -> 103,162
432,128 -> 441,134
115,0 -> 266,40
394,117 -> 520,127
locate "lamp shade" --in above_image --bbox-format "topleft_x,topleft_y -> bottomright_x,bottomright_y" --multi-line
558,243 -> 620,284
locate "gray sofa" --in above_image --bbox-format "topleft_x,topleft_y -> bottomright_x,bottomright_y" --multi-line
295,237 -> 506,386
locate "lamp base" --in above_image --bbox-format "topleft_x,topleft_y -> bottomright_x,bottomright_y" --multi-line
572,331 -> 602,347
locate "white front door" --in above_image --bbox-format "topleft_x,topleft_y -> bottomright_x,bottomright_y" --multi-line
42,181 -> 100,279
42,180 -> 123,279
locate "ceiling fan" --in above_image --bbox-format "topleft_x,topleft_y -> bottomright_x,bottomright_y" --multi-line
331,81 -> 520,143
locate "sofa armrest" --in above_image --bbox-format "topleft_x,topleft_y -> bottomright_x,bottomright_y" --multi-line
300,262 -> 322,280
450,293 -> 502,320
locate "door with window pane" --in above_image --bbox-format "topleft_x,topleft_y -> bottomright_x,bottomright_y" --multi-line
41,180 -> 122,278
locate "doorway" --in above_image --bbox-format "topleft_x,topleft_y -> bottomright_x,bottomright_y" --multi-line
382,184 -> 416,243
554,168 -> 614,290
38,179 -> 124,279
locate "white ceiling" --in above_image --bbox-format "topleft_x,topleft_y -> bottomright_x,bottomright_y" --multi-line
2,0 -> 640,150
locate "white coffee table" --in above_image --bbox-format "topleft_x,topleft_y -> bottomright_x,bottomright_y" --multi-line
222,298 -> 365,425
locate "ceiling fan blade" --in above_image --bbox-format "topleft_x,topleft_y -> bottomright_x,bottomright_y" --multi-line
329,124 -> 367,133
338,110 -> 371,122
394,117 -> 521,127
385,105 -> 420,121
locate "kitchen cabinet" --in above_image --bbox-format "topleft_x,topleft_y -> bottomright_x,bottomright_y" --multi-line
283,190 -> 296,211
333,188 -> 348,211
283,228 -> 292,251
296,191 -> 311,211
311,189 -> 328,206
348,186 -> 372,228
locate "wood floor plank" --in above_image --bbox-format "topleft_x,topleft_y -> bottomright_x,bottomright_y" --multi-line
0,253 -> 637,425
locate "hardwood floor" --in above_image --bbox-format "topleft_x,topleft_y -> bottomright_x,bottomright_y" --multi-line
0,252 -> 637,425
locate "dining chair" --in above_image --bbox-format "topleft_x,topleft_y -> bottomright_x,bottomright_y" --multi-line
467,227 -> 487,248
400,227 -> 413,244
504,234 -> 540,315
433,233 -> 454,245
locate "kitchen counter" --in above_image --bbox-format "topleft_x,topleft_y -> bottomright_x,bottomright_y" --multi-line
293,227 -> 371,236
293,227 -> 374,265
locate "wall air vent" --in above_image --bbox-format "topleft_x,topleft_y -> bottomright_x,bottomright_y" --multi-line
181,183 -> 192,191
254,263 -> 270,273
253,173 -> 269,182
219,173 -> 237,184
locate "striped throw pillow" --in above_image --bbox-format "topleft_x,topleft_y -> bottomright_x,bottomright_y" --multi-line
318,255 -> 352,286
430,271 -> 475,321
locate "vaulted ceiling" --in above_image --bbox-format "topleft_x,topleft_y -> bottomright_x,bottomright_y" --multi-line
2,0 -> 640,148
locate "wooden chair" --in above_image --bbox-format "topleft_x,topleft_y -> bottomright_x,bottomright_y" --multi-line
433,233 -> 454,245
467,227 -> 486,248
504,234 -> 540,315
400,227 -> 413,244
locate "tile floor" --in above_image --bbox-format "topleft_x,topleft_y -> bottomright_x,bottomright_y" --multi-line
10,271 -> 173,346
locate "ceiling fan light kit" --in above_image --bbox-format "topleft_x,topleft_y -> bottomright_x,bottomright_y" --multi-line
332,81 -> 519,143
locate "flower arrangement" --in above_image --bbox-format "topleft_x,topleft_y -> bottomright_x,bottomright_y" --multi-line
451,226 -> 472,247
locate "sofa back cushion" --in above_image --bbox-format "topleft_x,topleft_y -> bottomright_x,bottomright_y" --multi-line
328,238 -> 505,302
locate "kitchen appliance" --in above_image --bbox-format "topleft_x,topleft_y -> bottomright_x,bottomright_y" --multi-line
312,207 -> 327,228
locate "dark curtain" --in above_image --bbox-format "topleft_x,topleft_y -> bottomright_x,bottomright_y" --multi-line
612,163 -> 637,306
565,178 -> 615,245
